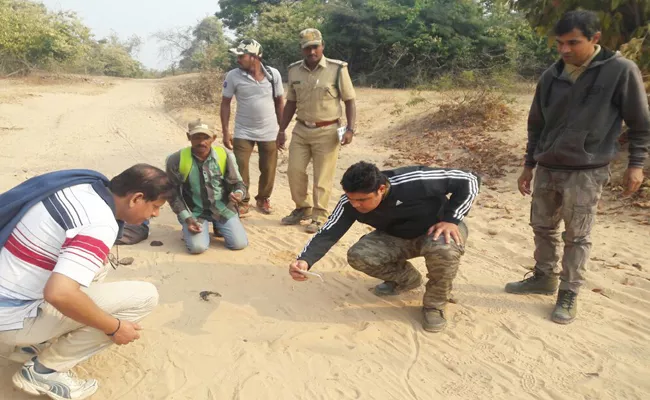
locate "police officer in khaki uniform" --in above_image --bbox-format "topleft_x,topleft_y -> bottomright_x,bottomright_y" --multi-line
278,28 -> 357,233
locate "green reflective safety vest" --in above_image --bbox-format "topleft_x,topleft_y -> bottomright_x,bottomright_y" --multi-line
178,146 -> 227,182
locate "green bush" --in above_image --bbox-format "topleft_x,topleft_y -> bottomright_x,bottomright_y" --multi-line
0,0 -> 142,77
217,0 -> 555,87
0,0 -> 88,73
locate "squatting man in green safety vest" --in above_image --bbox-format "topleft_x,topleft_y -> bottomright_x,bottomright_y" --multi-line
165,120 -> 249,254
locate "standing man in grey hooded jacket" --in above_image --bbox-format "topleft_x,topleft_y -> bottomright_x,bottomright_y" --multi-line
505,10 -> 650,324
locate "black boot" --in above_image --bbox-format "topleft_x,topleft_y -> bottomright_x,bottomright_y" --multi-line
505,270 -> 558,295
373,274 -> 422,296
422,307 -> 447,332
551,290 -> 578,324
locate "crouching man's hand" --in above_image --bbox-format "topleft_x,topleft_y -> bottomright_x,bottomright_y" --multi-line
427,222 -> 463,245
289,260 -> 309,282
108,319 -> 142,345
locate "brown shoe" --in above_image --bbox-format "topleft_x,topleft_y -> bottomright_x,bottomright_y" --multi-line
256,198 -> 273,214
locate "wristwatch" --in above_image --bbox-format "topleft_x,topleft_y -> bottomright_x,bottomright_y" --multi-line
346,127 -> 356,134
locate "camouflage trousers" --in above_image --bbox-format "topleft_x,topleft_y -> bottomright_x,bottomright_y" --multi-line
346,223 -> 468,309
531,165 -> 610,293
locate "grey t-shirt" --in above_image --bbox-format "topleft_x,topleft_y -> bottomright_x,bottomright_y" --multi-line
223,67 -> 284,142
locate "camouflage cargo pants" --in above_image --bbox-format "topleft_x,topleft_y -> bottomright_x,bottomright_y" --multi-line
346,223 -> 468,309
531,166 -> 610,293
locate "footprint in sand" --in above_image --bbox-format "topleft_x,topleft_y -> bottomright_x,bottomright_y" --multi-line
520,371 -> 540,393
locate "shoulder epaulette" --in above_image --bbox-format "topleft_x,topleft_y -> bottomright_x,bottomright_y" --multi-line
326,58 -> 348,67
288,60 -> 302,69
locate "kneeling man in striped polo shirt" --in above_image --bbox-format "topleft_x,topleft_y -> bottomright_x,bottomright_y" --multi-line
289,162 -> 480,332
0,164 -> 172,400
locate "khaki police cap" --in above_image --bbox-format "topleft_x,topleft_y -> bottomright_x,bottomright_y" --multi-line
299,28 -> 323,48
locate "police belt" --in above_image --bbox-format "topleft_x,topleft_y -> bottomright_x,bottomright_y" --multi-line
296,119 -> 339,128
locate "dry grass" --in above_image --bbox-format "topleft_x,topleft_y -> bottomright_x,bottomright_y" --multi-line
388,88 -> 519,182
0,72 -> 114,104
6,72 -> 115,87
160,69 -> 225,110
432,89 -> 515,131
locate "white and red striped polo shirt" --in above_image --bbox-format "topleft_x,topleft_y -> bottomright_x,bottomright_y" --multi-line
0,183 -> 118,331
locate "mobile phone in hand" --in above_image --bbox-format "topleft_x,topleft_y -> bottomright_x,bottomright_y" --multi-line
337,126 -> 347,143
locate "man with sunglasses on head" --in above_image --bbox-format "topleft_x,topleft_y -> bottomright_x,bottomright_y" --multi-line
279,28 -> 357,234
221,39 -> 284,215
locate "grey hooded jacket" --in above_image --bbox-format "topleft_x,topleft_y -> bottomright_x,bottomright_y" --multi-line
525,48 -> 650,170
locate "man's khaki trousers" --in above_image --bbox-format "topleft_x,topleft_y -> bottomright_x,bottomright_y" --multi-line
0,265 -> 159,371
233,138 -> 278,204
287,123 -> 341,223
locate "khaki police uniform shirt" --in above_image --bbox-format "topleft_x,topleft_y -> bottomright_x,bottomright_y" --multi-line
286,56 -> 356,122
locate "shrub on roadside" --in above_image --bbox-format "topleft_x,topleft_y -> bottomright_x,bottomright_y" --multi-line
389,86 -> 519,181
0,0 -> 143,78
433,88 -> 515,131
160,68 -> 225,109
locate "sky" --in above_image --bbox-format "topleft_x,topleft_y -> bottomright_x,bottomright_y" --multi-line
41,0 -> 221,70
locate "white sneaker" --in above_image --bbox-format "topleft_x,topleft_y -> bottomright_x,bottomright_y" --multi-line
12,359 -> 99,400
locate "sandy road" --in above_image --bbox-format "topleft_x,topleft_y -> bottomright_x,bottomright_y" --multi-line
0,77 -> 649,400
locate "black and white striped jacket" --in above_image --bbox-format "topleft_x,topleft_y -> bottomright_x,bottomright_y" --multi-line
298,166 -> 481,267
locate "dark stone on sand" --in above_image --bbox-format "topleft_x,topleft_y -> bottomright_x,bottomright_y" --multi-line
118,257 -> 134,266
200,291 -> 222,301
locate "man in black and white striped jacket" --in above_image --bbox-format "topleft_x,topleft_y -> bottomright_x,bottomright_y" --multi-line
289,161 -> 480,332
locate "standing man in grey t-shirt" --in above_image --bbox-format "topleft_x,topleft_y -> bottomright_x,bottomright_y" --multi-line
221,39 -> 284,215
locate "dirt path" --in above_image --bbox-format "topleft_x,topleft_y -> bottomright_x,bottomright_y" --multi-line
0,78 -> 649,400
